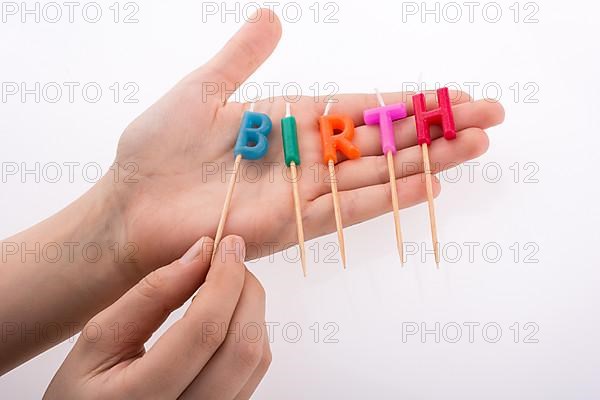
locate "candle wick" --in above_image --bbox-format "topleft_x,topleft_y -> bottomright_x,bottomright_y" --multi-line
323,99 -> 332,116
285,102 -> 291,117
375,88 -> 385,107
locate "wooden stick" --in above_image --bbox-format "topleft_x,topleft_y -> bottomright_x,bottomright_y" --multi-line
328,159 -> 347,269
375,89 -> 405,265
212,153 -> 242,264
290,161 -> 307,277
421,143 -> 440,266
387,151 -> 405,265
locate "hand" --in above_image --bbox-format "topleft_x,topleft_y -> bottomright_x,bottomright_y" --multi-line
110,8 -> 505,272
44,235 -> 271,400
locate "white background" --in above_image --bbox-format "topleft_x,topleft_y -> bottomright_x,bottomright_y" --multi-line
1,0 -> 599,399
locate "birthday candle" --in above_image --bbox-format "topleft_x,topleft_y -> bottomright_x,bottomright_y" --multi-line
318,100 -> 361,269
412,87 -> 457,266
212,103 -> 272,263
363,90 -> 408,264
281,102 -> 307,276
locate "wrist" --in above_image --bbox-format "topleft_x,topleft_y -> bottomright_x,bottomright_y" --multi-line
0,166 -> 143,372
87,168 -> 144,284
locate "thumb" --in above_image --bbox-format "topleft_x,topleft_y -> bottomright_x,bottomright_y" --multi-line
195,8 -> 282,104
74,237 -> 214,364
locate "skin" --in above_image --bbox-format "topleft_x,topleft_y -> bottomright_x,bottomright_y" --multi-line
0,7 -> 505,394
44,235 -> 273,400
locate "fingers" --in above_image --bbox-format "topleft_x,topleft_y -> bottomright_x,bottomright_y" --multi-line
198,8 -> 282,104
124,235 -> 247,399
305,173 -> 441,239
352,99 -> 505,157
234,335 -> 272,400
74,237 -> 214,369
315,90 -> 472,127
333,128 -> 489,193
180,270 -> 270,400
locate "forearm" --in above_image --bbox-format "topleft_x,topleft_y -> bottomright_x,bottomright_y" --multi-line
0,176 -> 137,375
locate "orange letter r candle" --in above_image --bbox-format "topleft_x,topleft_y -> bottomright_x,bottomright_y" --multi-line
318,115 -> 361,164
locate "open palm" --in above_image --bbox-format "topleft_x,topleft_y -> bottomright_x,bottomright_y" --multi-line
113,9 -> 504,272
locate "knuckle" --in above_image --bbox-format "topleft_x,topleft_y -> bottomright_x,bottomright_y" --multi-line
256,281 -> 266,304
135,270 -> 165,300
342,190 -> 359,222
192,316 -> 227,352
202,327 -> 226,351
245,271 -> 266,304
120,380 -> 143,400
233,339 -> 264,370
377,157 -> 390,184
260,344 -> 273,372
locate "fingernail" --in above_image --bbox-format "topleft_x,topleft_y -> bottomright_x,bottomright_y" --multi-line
181,237 -> 208,264
217,235 -> 246,264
